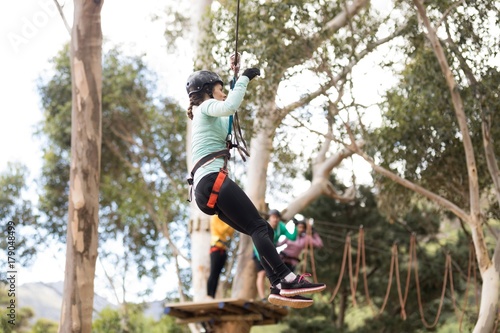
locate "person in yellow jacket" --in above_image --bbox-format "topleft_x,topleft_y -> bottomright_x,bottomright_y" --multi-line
207,215 -> 235,298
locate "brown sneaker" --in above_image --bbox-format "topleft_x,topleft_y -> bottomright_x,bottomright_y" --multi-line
268,287 -> 314,308
279,273 -> 326,297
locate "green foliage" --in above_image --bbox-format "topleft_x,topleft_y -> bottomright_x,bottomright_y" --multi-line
92,307 -> 121,332
92,305 -> 188,333
0,284 -> 34,333
202,0 -> 385,111
36,44 -> 191,284
0,163 -> 39,265
29,319 -> 58,333
250,324 -> 287,333
280,178 -> 469,332
167,0 -> 397,198
367,0 -> 500,219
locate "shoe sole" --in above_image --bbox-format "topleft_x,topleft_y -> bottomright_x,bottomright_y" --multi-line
268,295 -> 314,309
280,284 -> 326,297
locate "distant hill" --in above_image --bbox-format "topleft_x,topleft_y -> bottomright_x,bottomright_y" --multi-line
18,282 -> 165,323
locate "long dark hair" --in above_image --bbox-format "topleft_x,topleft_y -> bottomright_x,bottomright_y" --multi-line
187,84 -> 215,120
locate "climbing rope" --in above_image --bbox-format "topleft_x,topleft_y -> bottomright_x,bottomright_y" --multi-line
328,233 -> 351,303
301,221 -> 319,283
379,244 -> 400,316
226,0 -> 249,163
413,241 -> 451,329
459,241 -> 480,331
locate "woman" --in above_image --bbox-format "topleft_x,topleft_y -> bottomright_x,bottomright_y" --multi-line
186,68 -> 325,308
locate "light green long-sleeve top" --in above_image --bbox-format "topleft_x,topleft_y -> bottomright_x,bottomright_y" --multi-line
191,76 -> 249,188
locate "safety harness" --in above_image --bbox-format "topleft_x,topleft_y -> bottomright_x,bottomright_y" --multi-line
187,147 -> 229,206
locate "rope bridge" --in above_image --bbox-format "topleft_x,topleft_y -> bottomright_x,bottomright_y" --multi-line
301,225 -> 498,331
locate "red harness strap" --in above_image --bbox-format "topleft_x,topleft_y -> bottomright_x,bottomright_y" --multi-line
210,245 -> 226,254
207,168 -> 228,208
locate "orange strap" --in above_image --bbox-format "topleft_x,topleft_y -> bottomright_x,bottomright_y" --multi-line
210,245 -> 226,254
207,169 -> 228,208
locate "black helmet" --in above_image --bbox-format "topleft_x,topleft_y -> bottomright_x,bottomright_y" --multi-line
268,209 -> 281,218
186,70 -> 223,96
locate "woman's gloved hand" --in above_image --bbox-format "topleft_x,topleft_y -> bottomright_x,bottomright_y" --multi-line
242,68 -> 260,81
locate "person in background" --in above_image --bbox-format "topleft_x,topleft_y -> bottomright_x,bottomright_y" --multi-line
207,215 -> 235,298
277,218 -> 323,273
253,209 -> 297,301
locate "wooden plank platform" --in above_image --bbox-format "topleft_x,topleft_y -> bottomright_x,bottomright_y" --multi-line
164,298 -> 288,326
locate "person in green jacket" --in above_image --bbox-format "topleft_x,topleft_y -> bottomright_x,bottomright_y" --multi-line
253,209 -> 297,301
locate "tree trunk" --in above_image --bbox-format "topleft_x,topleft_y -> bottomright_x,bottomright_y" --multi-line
59,1 -> 103,332
338,288 -> 348,328
412,1 -> 498,331
216,320 -> 253,333
231,103 -> 277,302
186,1 -> 214,332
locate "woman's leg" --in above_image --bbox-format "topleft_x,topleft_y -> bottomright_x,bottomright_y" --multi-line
195,174 -> 291,286
256,270 -> 267,300
196,174 -> 326,298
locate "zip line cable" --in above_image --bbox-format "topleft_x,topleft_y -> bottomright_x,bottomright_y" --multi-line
234,0 -> 240,69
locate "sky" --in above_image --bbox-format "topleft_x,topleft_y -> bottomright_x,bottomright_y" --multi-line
1,0 -> 395,305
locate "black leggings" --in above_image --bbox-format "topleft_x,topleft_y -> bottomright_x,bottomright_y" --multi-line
207,248 -> 227,297
195,172 -> 291,286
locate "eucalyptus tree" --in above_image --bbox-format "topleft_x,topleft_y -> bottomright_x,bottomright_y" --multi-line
183,0 -> 216,312
38,43 -> 189,330
178,0 -> 500,332
58,0 -> 104,331
348,1 -> 500,331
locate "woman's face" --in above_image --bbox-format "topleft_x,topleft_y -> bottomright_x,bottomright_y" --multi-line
297,224 -> 306,234
212,83 -> 226,101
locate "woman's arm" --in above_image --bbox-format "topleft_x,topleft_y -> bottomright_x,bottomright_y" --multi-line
203,76 -> 249,117
306,232 -> 324,248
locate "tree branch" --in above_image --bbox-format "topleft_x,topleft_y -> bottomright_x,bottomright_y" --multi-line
444,33 -> 500,212
52,0 -> 71,35
280,22 -> 408,117
412,0 -> 491,275
344,121 -> 469,221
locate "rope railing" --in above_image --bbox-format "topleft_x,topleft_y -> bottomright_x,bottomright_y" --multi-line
301,226 -> 484,330
459,241 -> 480,331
